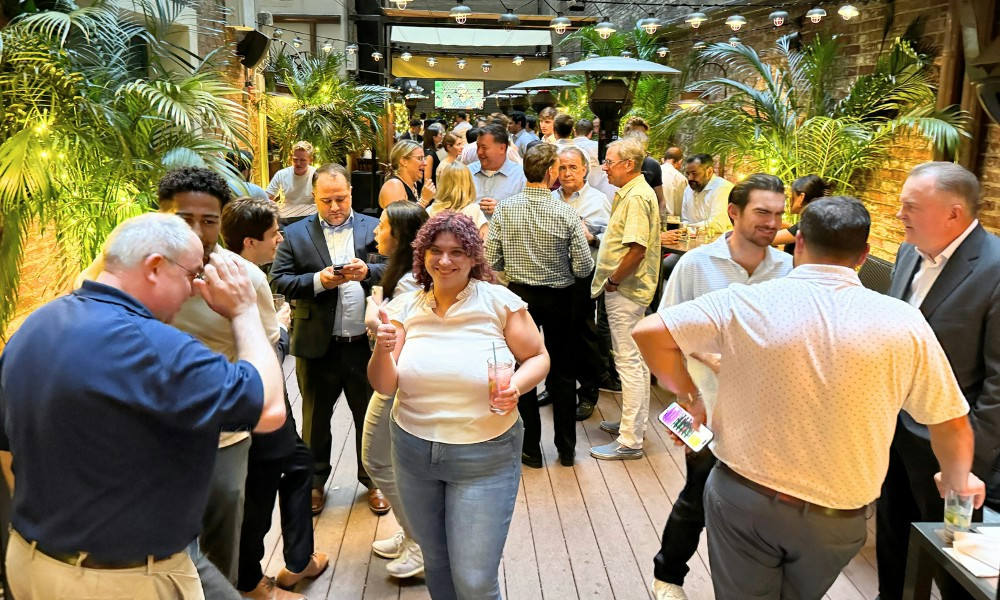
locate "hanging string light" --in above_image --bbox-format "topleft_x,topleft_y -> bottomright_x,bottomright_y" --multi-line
838,3 -> 860,19
322,40 -> 333,53
481,60 -> 492,73
692,40 -> 707,50
292,36 -> 303,48
725,14 -> 747,31
400,51 -> 412,61
390,0 -> 411,7
372,51 -> 383,61
685,11 -> 708,28
456,58 -> 467,69
271,28 -> 284,41
729,36 -> 742,46
620,50 -> 633,58
427,56 -> 437,66
512,55 -> 524,65
806,7 -> 827,22
656,46 -> 669,58
499,11 -> 519,28
550,14 -> 571,34
450,0 -> 472,24
595,18 -> 617,39
346,43 -> 358,55
637,13 -> 662,35
557,56 -> 569,66
769,10 -> 790,26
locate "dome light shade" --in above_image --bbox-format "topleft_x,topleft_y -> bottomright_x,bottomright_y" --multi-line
769,10 -> 790,26
725,14 -> 747,31
427,56 -> 437,66
481,60 -> 491,72
638,14 -> 662,35
620,50 -> 633,58
499,11 -> 520,27
272,28 -> 284,41
390,0 -> 411,7
292,36 -> 303,48
806,7 -> 827,23
595,20 -> 617,39
557,56 -> 569,67
512,55 -> 524,65
400,51 -> 412,61
450,1 -> 472,24
346,43 -> 358,55
729,36 -> 741,46
371,51 -> 382,61
685,11 -> 708,28
456,58 -> 467,69
550,15 -> 571,34
656,46 -> 668,57
838,4 -> 860,19
322,41 -> 333,53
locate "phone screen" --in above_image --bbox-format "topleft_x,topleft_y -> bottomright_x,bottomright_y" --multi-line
658,403 -> 713,452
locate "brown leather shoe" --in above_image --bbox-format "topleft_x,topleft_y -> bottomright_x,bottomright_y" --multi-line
368,488 -> 390,515
275,552 -> 329,589
241,576 -> 305,600
311,488 -> 324,516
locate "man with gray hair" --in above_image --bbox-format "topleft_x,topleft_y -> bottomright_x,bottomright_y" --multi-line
876,161 -> 1000,600
590,138 -> 661,461
1,213 -> 285,599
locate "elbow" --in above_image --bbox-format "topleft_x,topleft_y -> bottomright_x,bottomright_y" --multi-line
254,402 -> 286,434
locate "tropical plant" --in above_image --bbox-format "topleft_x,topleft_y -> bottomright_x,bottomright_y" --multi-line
663,26 -> 970,192
266,50 -> 388,165
0,0 -> 249,336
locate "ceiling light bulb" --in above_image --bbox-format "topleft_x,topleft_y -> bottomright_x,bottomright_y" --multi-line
427,56 -> 437,66
550,15 -> 571,35
456,58 -> 467,69
322,41 -> 333,53
729,36 -> 741,46
292,36 -> 303,48
769,10 -> 790,26
725,14 -> 746,31
450,2 -> 472,24
595,20 -> 617,39
557,56 -> 568,67
390,0 -> 411,7
346,43 -> 358,55
481,60 -> 491,73
638,14 -> 662,35
513,55 -> 524,65
838,4 -> 860,19
685,11 -> 707,29
371,51 -> 382,61
656,46 -> 668,58
272,28 -> 284,40
400,51 -> 412,61
806,7 -> 827,23
499,11 -> 519,28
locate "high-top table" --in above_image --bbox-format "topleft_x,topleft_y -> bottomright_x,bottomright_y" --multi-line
902,522 -> 999,600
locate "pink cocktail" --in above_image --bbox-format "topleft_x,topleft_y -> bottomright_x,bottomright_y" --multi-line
488,358 -> 515,416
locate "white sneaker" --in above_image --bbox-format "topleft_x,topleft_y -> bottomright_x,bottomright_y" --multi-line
385,540 -> 424,579
652,579 -> 688,600
372,529 -> 406,559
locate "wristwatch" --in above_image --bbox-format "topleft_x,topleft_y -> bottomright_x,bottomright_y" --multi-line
605,277 -> 620,289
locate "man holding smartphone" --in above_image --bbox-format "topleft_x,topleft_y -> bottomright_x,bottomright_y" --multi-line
633,197 -> 984,600
647,174 -> 792,600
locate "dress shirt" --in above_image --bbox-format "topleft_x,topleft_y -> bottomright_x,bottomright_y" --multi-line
266,166 -> 317,218
486,185 -> 593,288
657,233 -> 792,413
386,279 -> 526,444
554,184 -> 610,260
658,264 -> 970,509
590,175 -> 661,305
468,158 -> 527,215
660,162 -> 688,216
572,136 -> 619,201
681,175 -> 734,230
513,129 -> 539,156
906,219 -> 979,307
311,212 -> 366,337
452,121 -> 472,141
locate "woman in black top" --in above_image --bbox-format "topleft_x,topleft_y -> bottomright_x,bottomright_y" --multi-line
378,140 -> 435,209
423,124 -> 444,187
775,174 -> 830,254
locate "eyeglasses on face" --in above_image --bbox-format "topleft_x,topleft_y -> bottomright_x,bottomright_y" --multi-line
163,256 -> 204,281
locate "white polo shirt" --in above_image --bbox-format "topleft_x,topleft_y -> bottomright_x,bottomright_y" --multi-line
659,264 -> 969,509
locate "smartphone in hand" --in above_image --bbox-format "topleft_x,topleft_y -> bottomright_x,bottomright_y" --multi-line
331,263 -> 347,275
658,402 -> 713,452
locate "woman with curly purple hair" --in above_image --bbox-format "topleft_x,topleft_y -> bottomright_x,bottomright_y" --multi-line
368,210 -> 549,599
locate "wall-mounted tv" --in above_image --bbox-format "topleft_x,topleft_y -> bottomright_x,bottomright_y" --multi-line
434,80 -> 484,110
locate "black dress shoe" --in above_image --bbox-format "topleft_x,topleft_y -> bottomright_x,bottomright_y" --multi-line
598,376 -> 622,393
575,401 -> 596,421
559,452 -> 575,467
537,390 -> 552,407
521,452 -> 543,469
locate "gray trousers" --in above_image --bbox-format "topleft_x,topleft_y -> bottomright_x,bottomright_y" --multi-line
704,465 -> 867,600
199,438 -> 250,587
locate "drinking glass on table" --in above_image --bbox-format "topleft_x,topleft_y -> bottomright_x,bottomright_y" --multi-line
487,358 -> 515,416
687,224 -> 700,242
666,215 -> 681,231
678,221 -> 690,242
943,489 -> 974,542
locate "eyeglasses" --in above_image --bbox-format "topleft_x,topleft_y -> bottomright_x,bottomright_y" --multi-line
602,158 -> 628,166
163,256 -> 204,281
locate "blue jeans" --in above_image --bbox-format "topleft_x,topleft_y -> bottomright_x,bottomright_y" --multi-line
390,418 -> 523,600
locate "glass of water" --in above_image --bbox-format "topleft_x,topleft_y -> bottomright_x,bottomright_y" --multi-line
943,489 -> 974,542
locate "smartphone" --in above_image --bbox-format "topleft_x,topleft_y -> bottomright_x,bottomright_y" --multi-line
331,263 -> 347,275
371,285 -> 384,305
658,402 -> 713,452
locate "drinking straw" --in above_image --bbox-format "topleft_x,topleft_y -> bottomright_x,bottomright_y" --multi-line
492,342 -> 498,366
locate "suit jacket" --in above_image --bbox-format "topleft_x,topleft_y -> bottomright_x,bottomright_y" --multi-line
889,224 -> 1000,507
269,213 -> 385,360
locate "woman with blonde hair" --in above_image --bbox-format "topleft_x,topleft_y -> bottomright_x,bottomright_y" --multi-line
379,139 -> 436,209
427,161 -> 488,238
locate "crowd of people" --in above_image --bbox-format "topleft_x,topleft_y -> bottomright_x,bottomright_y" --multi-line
0,106 -> 997,600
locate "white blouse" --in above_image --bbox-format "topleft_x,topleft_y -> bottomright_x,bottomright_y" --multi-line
386,279 -> 527,444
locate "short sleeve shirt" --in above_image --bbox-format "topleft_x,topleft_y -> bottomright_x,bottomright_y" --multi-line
266,166 -> 317,218
591,175 -> 661,305
386,280 -> 527,444
0,281 -> 264,561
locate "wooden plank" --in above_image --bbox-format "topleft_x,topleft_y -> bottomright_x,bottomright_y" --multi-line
502,481 -> 543,600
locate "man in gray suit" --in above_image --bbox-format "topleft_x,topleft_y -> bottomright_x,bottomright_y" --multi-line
876,161 -> 1000,600
270,163 -> 389,516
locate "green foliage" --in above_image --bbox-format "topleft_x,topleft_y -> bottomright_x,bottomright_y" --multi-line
663,32 -> 969,193
0,0 -> 249,335
266,51 -> 388,165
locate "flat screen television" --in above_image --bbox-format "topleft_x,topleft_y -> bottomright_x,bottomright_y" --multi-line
434,80 -> 484,110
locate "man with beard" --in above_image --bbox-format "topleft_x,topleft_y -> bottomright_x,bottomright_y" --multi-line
649,175 -> 792,600
681,154 -> 733,232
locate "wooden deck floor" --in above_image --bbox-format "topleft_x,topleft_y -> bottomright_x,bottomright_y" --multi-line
267,357 -> 883,600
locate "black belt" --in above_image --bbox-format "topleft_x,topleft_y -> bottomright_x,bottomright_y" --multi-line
717,462 -> 868,519
332,334 -> 367,344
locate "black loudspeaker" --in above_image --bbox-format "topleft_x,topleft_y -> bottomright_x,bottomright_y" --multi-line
236,30 -> 270,70
351,170 -> 379,216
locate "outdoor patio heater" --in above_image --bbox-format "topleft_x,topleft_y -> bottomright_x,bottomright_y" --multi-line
507,78 -> 580,118
552,57 -> 679,161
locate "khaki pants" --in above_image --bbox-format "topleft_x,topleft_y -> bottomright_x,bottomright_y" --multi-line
7,529 -> 204,600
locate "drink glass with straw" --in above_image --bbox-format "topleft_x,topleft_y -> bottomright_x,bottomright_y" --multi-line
488,342 -> 515,416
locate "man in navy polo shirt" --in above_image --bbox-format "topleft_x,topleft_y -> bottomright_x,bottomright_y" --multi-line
0,213 -> 285,599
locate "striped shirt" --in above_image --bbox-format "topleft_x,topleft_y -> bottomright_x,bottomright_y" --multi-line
485,185 -> 594,288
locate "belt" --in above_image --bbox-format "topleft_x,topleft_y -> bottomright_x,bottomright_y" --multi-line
717,463 -> 868,519
332,334 -> 367,344
22,536 -> 168,570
